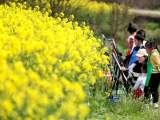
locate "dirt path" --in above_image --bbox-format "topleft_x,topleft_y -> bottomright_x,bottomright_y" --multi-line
129,9 -> 160,18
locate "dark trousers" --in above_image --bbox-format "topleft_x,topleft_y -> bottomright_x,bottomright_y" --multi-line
144,73 -> 160,103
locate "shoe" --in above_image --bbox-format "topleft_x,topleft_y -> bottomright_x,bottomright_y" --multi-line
153,103 -> 159,108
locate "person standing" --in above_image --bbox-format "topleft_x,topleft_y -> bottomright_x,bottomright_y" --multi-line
128,33 -> 145,66
144,41 -> 160,108
126,22 -> 137,55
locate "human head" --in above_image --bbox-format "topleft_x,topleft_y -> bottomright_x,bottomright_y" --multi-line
127,22 -> 137,34
145,41 -> 156,54
134,34 -> 144,46
137,29 -> 145,40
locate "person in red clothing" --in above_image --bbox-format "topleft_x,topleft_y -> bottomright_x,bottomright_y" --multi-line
125,22 -> 137,66
127,22 -> 137,51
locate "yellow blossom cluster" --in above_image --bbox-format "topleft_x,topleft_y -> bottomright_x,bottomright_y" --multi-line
0,4 -> 109,120
5,0 -> 112,14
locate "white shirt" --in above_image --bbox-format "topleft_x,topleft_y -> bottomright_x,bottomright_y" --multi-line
133,73 -> 146,91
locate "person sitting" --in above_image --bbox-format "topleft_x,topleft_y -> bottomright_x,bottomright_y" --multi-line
132,49 -> 148,98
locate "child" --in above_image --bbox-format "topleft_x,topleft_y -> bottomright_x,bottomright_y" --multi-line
136,29 -> 146,46
127,22 -> 137,51
128,33 -> 145,66
133,63 -> 147,98
144,41 -> 160,108
125,29 -> 146,66
125,22 -> 137,64
129,49 -> 148,98
124,32 -> 146,86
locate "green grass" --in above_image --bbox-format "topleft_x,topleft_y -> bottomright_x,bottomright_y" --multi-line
88,93 -> 160,120
86,79 -> 160,120
88,43 -> 160,120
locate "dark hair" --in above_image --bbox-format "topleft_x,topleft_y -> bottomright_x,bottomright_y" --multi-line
145,39 -> 160,53
127,22 -> 137,34
137,29 -> 145,39
135,34 -> 144,43
145,40 -> 156,49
